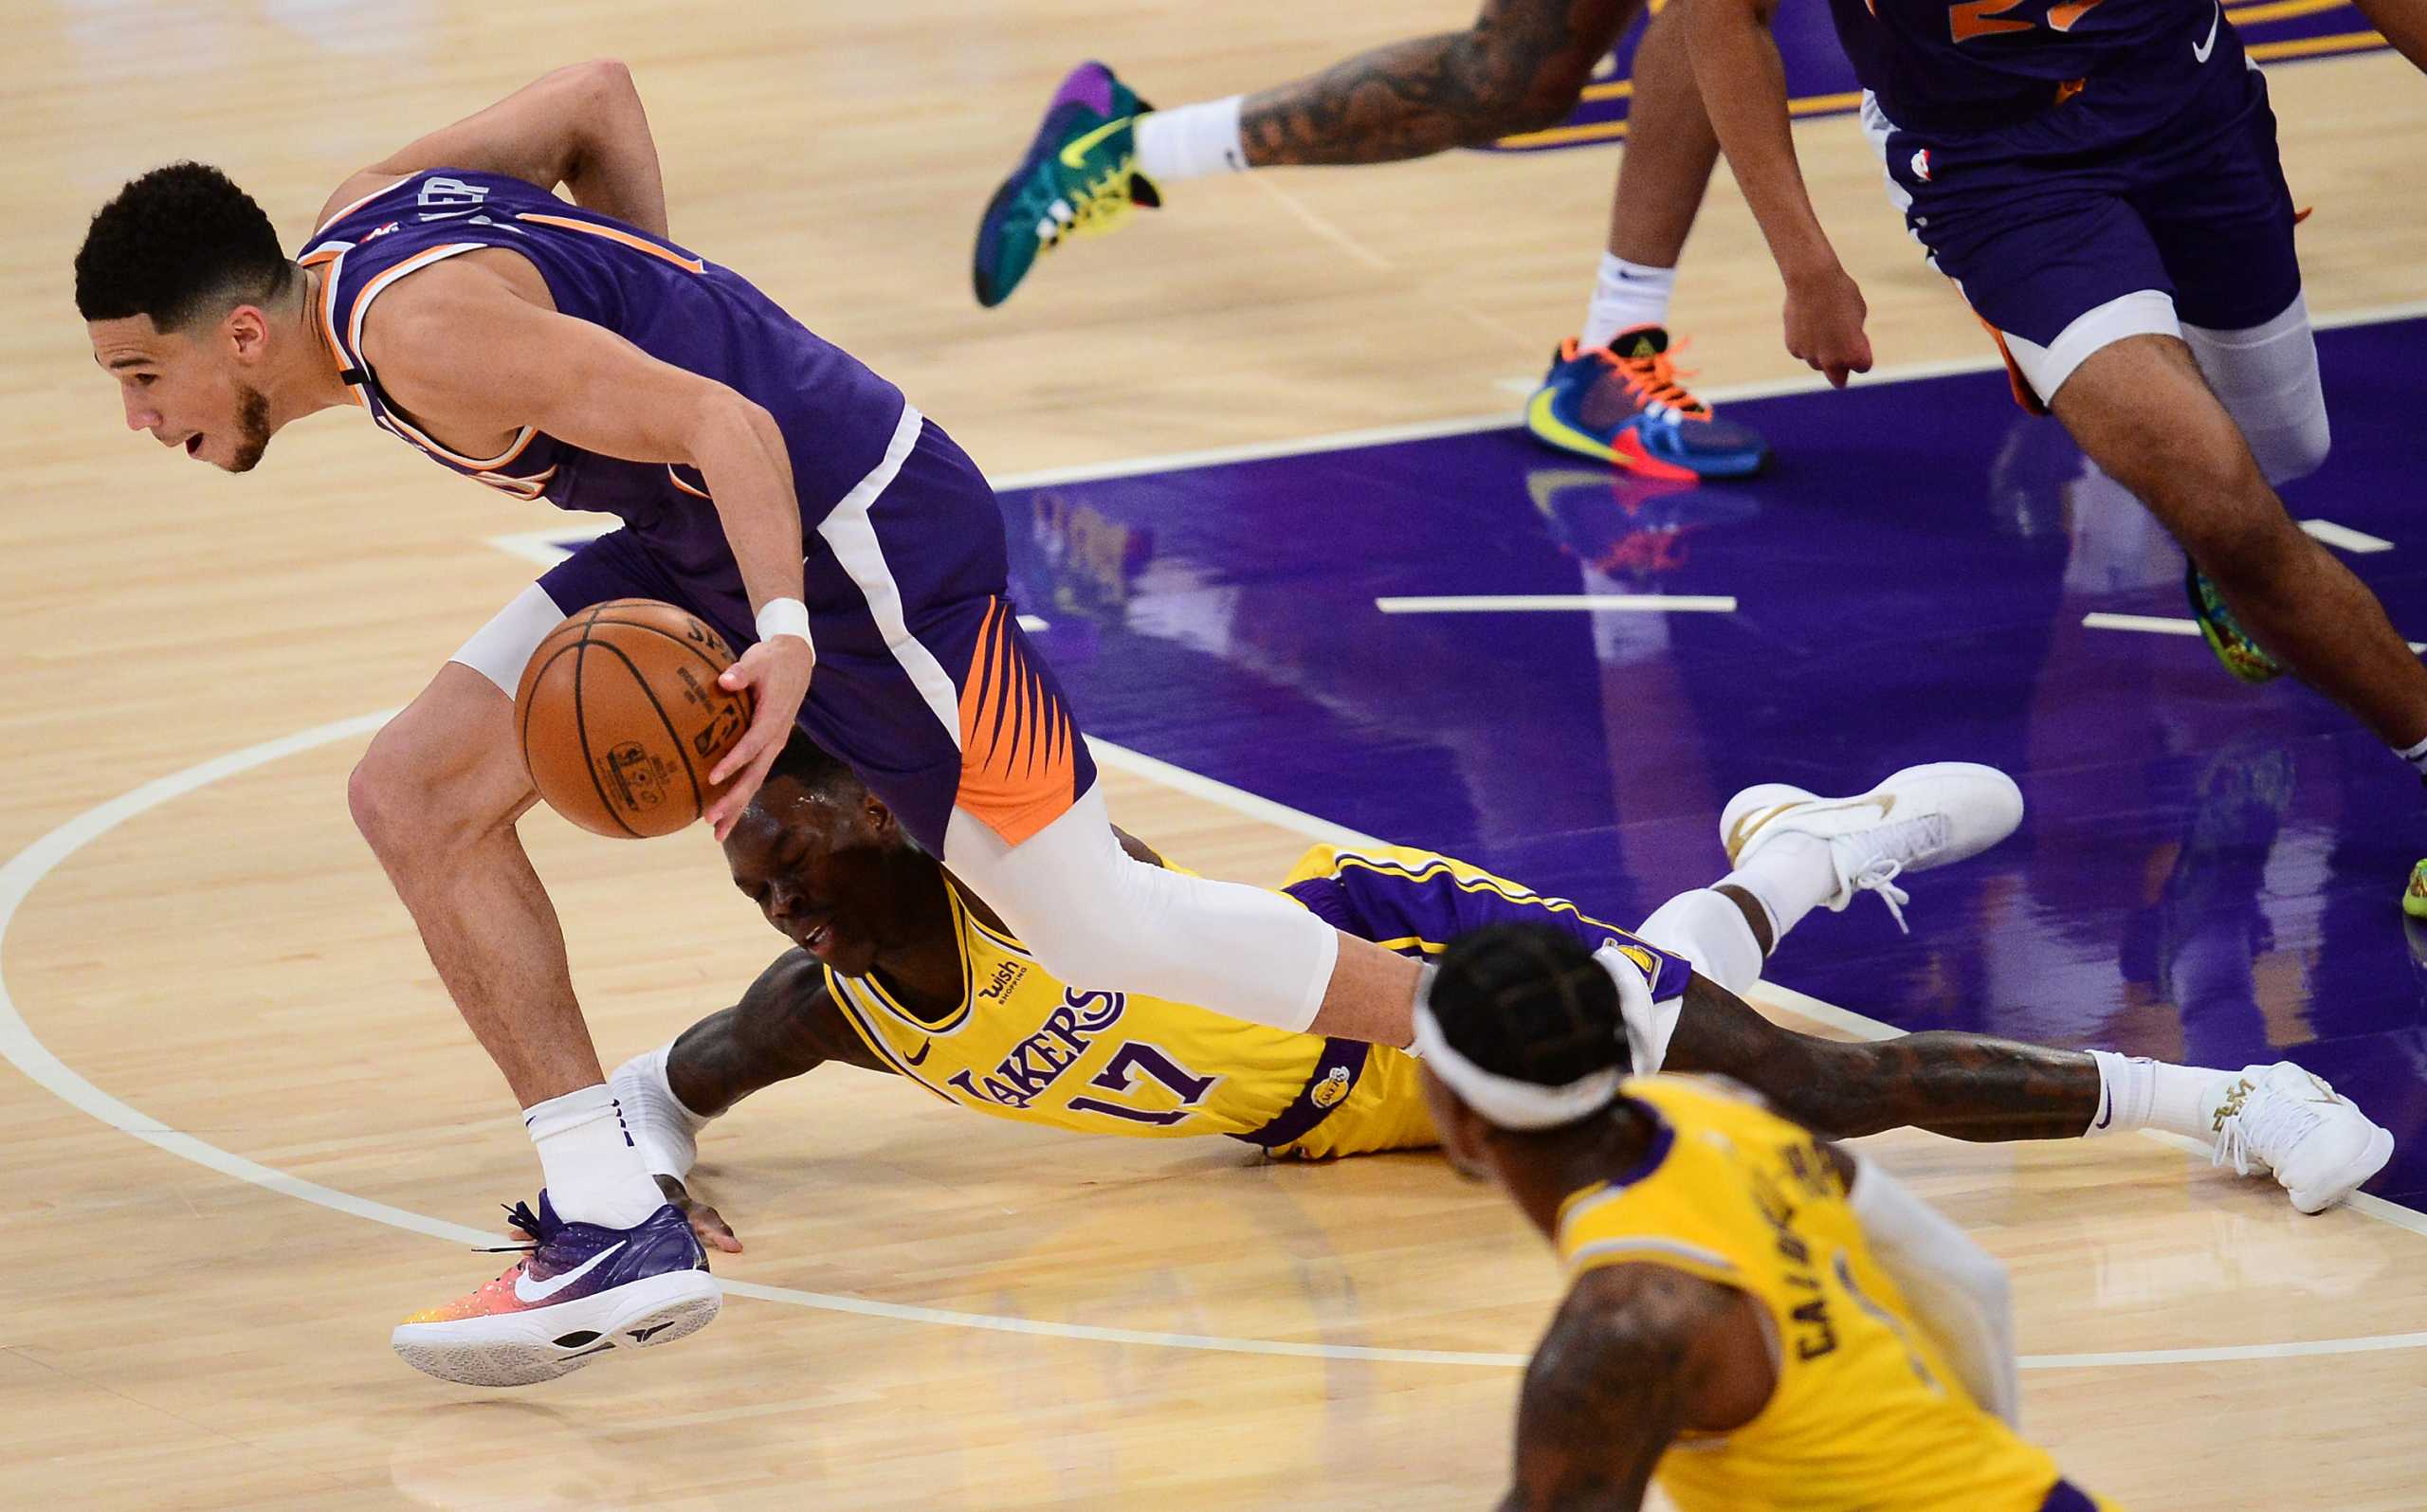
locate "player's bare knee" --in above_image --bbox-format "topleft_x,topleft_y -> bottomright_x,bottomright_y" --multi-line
348,722 -> 517,862
345,742 -> 424,859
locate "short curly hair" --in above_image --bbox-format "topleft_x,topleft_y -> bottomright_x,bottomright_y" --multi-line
75,162 -> 292,329
1427,924 -> 1627,1090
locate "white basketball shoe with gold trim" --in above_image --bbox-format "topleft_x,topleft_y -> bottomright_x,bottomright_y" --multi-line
1721,762 -> 2024,931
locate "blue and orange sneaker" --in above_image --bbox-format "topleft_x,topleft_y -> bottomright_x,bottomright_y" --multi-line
973,62 -> 1159,308
2185,565 -> 2284,683
1525,328 -> 1770,479
391,1193 -> 719,1387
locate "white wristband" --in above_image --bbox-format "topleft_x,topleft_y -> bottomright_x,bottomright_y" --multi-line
754,597 -> 812,648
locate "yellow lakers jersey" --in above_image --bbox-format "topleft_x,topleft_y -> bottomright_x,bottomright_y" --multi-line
822,875 -> 1434,1159
1556,1077 -> 2105,1512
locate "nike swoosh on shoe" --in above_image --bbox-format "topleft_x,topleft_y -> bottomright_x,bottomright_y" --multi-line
513,1241 -> 626,1304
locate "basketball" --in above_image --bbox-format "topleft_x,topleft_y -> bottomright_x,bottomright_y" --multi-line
514,599 -> 757,838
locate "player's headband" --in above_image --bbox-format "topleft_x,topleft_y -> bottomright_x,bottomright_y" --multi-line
1412,992 -> 1622,1131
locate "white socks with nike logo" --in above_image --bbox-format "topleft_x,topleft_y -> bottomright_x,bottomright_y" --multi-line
1581,254 -> 1677,353
1135,97 -> 1248,183
523,1083 -> 669,1230
2085,1050 -> 2243,1140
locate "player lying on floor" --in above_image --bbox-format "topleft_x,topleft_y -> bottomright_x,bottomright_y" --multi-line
1415,922 -> 2119,1512
610,736 -> 2391,1249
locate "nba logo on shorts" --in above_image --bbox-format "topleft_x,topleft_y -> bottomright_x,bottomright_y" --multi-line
1909,148 -> 1933,183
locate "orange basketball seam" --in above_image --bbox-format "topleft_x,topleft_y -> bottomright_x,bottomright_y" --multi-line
570,608 -> 644,839
578,612 -> 739,682
581,637 -> 710,823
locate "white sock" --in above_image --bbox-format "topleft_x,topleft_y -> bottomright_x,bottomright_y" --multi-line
1634,888 -> 1765,995
610,1044 -> 712,1179
2398,734 -> 2427,776
523,1084 -> 667,1228
1135,97 -> 1248,183
2085,1051 -> 2241,1140
1717,830 -> 1836,944
1580,254 -> 1677,352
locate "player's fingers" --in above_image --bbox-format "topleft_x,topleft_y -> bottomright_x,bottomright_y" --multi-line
691,1204 -> 742,1253
707,698 -> 785,787
717,644 -> 766,692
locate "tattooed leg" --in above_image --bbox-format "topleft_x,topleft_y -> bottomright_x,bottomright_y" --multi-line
1237,0 -> 1643,165
1663,975 -> 2101,1142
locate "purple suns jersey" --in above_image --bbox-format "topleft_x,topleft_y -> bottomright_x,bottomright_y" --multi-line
296,169 -> 920,594
1827,0 -> 2236,134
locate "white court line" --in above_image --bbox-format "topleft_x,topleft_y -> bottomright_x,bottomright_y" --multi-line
1376,594 -> 1738,615
6,719 -> 2427,1372
479,297 -> 2427,542
2083,612 -> 2203,637
492,296 -> 2427,564
2084,611 -> 2427,654
48,306 -> 2427,1375
2302,519 -> 2394,554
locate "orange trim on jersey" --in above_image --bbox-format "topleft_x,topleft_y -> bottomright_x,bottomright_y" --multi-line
516,212 -> 706,273
955,598 -> 1080,847
339,242 -> 542,470
301,247 -> 370,409
1976,315 -> 2051,418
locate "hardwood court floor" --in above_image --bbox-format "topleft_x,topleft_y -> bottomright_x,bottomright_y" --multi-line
3,3 -> 2425,1508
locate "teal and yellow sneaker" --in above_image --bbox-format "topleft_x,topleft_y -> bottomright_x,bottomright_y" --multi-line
2184,565 -> 2284,683
1524,328 -> 1770,479
2404,859 -> 2427,920
973,62 -> 1159,308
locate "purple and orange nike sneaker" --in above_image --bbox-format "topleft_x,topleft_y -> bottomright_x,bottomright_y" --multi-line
973,61 -> 1159,308
391,1193 -> 719,1387
1525,327 -> 1770,479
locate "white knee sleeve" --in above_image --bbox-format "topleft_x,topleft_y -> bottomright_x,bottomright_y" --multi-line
942,788 -> 1340,1033
2182,290 -> 2330,487
1634,888 -> 1764,996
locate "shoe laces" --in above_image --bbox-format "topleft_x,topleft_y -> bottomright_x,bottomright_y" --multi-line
484,1197 -> 560,1255
1034,161 -> 1137,249
2212,1073 -> 2328,1177
1593,338 -> 1708,418
1844,855 -> 1914,934
1831,814 -> 1947,935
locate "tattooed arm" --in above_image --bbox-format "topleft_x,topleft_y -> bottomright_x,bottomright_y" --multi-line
1503,1264 -> 1757,1511
1239,0 -> 1642,165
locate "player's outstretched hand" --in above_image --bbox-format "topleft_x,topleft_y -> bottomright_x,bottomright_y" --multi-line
706,634 -> 815,840
656,1174 -> 743,1253
1783,262 -> 1874,389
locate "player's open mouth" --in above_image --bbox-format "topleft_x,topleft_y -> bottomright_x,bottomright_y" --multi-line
185,434 -> 203,457
800,921 -> 833,955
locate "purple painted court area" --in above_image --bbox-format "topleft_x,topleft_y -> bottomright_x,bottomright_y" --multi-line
996,316 -> 2427,1207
